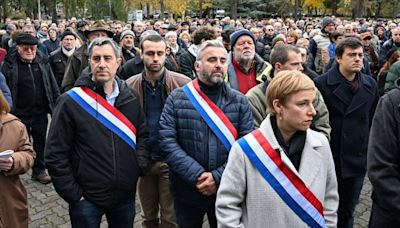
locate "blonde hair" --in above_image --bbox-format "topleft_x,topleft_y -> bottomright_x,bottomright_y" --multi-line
266,70 -> 315,115
0,91 -> 10,114
179,31 -> 191,41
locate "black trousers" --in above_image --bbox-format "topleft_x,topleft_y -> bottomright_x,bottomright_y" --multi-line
20,114 -> 48,174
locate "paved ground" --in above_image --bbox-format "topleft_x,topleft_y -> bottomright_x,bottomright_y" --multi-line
23,171 -> 372,227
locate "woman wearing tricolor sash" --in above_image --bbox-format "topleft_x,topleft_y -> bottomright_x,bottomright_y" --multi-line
216,71 -> 338,228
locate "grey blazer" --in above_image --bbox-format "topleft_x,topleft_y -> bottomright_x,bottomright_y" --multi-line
216,115 -> 338,228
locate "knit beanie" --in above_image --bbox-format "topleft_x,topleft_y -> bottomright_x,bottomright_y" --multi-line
120,29 -> 135,40
230,29 -> 256,50
321,16 -> 335,32
61,31 -> 76,40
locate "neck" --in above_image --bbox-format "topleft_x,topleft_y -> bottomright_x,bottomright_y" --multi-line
339,65 -> 356,81
103,80 -> 114,95
276,117 -> 295,145
145,68 -> 164,86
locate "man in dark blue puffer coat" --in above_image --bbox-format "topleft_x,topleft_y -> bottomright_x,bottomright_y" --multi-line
159,40 -> 254,228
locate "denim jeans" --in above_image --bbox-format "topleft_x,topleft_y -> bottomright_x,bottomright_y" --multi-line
69,198 -> 135,228
20,114 -> 48,174
337,175 -> 365,228
174,199 -> 217,228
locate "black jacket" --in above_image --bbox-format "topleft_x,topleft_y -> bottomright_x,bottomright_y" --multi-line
1,51 -> 59,114
120,55 -> 177,80
314,65 -> 379,178
49,48 -> 69,89
45,72 -> 150,209
368,84 -> 400,227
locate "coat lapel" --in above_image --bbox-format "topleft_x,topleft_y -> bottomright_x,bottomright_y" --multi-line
327,68 -> 352,107
298,132 -> 322,187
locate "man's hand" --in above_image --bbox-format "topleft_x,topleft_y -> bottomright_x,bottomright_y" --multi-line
0,157 -> 13,172
196,172 -> 217,196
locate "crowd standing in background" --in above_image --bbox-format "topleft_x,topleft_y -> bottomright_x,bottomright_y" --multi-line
1,13 -> 400,228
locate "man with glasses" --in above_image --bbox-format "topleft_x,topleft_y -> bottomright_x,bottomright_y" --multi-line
261,25 -> 275,48
314,37 -> 379,228
1,33 -> 59,184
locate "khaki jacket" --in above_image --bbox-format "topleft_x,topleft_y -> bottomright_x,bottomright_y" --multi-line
246,82 -> 331,139
0,114 -> 35,228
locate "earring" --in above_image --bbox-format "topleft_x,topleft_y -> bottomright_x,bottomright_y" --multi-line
278,112 -> 283,121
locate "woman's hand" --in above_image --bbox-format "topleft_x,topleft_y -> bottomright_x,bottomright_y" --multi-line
0,157 -> 14,172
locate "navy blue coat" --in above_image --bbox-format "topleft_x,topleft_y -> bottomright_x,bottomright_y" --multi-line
314,66 -> 379,178
159,83 -> 254,208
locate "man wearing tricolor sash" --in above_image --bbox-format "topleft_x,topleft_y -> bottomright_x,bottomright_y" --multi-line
216,71 -> 338,228
45,37 -> 150,228
159,40 -> 254,228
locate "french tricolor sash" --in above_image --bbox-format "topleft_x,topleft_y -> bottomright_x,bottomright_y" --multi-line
182,79 -> 238,150
67,86 -> 137,150
238,129 -> 326,228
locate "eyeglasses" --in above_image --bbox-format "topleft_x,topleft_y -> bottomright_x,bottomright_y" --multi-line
363,37 -> 372,41
19,45 -> 37,52
267,29 -> 274,31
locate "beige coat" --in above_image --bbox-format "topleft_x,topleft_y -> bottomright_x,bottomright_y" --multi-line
0,113 -> 35,228
216,115 -> 338,228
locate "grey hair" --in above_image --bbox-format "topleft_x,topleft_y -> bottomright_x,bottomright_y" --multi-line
88,37 -> 121,59
196,39 -> 227,61
140,30 -> 159,42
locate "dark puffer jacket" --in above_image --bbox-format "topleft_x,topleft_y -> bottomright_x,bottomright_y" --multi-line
159,82 -> 254,208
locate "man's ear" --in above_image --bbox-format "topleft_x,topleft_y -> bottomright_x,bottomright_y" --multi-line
194,61 -> 201,72
117,57 -> 122,65
275,62 -> 282,71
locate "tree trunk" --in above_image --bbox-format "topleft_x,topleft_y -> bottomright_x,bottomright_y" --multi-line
294,0 -> 300,20
230,0 -> 238,19
52,0 -> 57,23
146,2 -> 150,19
160,0 -> 164,19
199,0 -> 203,18
354,0 -> 364,18
392,0 -> 399,19
375,0 -> 382,17
2,0 -> 7,22
331,0 -> 337,15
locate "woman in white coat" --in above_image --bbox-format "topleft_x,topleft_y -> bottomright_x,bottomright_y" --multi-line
216,70 -> 338,228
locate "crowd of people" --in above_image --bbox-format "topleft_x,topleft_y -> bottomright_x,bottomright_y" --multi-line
0,14 -> 400,228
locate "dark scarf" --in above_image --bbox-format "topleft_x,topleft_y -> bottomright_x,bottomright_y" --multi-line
270,116 -> 306,171
344,73 -> 362,95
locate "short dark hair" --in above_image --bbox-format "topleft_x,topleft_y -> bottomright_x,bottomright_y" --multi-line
139,34 -> 166,51
221,28 -> 235,43
335,37 -> 363,57
192,26 -> 216,45
270,45 -> 301,67
329,31 -> 344,43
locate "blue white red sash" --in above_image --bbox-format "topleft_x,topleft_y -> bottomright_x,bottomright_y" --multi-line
238,129 -> 326,228
67,86 -> 137,150
182,79 -> 238,150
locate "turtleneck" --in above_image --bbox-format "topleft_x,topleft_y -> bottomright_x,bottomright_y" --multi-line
198,79 -> 223,104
